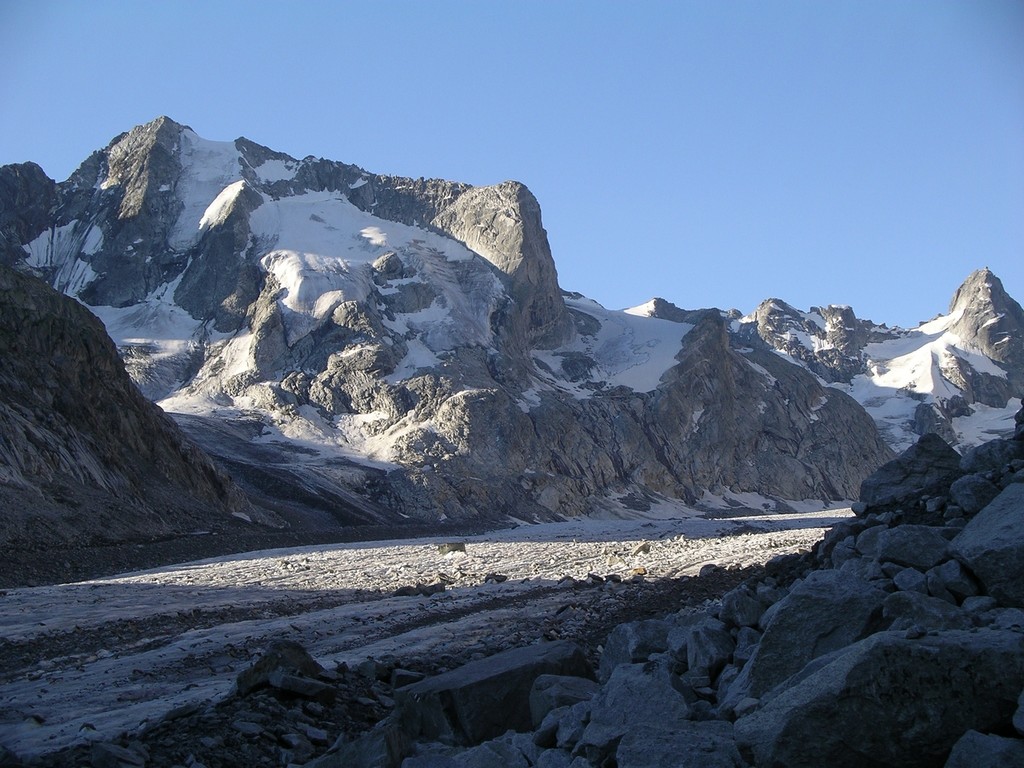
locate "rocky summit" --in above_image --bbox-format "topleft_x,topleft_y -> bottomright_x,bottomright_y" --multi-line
0,116 -> 909,539
0,117 -> 1021,557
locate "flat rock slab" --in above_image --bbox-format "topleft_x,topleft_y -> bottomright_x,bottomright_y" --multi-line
395,640 -> 593,745
615,722 -> 745,768
735,629 -> 1024,768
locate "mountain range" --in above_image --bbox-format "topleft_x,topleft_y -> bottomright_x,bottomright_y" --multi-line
1,117 -> 1020,546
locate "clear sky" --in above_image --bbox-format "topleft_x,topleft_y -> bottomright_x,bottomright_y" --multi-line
1,0 -> 1021,327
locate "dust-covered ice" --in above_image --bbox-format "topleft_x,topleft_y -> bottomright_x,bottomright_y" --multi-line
0,510 -> 848,757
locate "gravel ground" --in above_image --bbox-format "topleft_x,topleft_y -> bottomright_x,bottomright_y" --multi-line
0,512 -> 843,764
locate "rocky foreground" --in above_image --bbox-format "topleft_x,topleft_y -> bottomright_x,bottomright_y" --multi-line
296,403 -> 1024,767
2,404 -> 1021,767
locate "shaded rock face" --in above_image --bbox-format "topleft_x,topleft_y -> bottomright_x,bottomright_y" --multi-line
4,116 -> 896,527
0,162 -> 56,266
859,432 -> 964,509
734,630 -> 1024,768
0,265 -> 270,551
952,483 -> 1024,608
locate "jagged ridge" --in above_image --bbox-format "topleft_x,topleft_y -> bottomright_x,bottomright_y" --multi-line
1,118 -> 900,531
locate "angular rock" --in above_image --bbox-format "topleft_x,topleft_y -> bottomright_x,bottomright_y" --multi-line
732,627 -> 761,668
881,590 -> 972,632
90,742 -> 146,768
951,483 -> 1024,607
893,567 -> 929,594
598,619 -> 670,682
959,438 -> 1024,475
855,524 -> 950,570
575,663 -> 691,765
718,585 -> 765,629
926,559 -> 979,603
236,640 -> 325,697
306,720 -> 408,768
614,722 -> 745,768
944,730 -> 1024,768
721,569 -> 887,713
735,629 -> 1024,768
529,675 -> 600,727
682,617 -> 735,681
1016,690 -> 1024,737
404,732 -> 539,768
948,474 -> 1001,516
266,669 -> 336,703
860,433 -> 964,507
394,641 -> 593,745
534,749 -> 574,768
555,700 -> 591,751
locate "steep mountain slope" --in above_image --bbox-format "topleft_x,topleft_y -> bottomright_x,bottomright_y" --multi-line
0,264 -> 277,552
3,117 -> 892,528
711,268 -> 1023,452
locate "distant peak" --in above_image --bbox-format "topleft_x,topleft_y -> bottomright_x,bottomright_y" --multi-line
948,267 -> 1010,316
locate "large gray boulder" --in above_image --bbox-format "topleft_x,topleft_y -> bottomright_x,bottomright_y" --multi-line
235,639 -> 325,697
598,619 -> 671,683
948,474 -> 1002,516
394,641 -> 593,745
859,432 -> 964,508
854,524 -> 951,569
951,483 -> 1024,608
959,438 -> 1024,475
528,675 -> 600,728
735,629 -> 1024,768
944,730 -> 1024,768
306,720 -> 409,768
721,569 -> 887,712
574,663 -> 691,765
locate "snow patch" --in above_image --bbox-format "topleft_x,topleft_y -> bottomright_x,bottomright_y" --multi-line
534,296 -> 692,396
199,180 -> 247,231
169,130 -> 244,249
253,158 -> 296,183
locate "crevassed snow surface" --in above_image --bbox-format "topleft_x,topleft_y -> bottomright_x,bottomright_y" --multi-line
534,296 -> 693,397
23,222 -> 102,296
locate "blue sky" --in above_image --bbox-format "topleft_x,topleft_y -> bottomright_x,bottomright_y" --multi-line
2,1 -> 1021,327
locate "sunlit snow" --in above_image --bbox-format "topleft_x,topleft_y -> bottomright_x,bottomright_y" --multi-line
534,296 -> 693,397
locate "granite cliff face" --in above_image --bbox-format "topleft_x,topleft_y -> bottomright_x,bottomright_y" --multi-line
3,117 -> 899,529
0,264 -> 274,551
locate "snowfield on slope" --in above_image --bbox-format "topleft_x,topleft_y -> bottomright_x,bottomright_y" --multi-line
844,308 -> 1017,451
0,511 -> 847,757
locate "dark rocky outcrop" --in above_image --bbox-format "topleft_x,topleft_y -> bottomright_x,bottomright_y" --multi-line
0,162 -> 56,266
0,265 -> 275,555
859,432 -> 964,509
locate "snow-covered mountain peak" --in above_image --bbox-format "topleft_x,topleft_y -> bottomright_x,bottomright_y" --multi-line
0,118 -> 922,526
739,269 -> 1024,452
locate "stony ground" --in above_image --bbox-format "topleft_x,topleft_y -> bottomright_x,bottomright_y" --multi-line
0,512 -> 845,766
